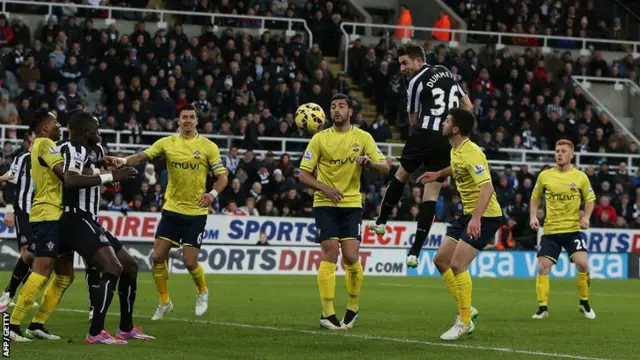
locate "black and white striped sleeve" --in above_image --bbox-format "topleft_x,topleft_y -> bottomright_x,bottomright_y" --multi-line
406,75 -> 423,114
456,80 -> 467,97
62,144 -> 87,174
7,154 -> 23,185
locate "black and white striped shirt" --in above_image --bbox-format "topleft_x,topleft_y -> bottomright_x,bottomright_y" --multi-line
59,141 -> 106,218
406,64 -> 466,132
7,152 -> 34,213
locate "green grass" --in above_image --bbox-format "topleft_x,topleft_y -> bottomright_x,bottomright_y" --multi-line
5,272 -> 640,360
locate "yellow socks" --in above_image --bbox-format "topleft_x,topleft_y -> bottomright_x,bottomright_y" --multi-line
10,272 -> 48,326
152,262 -> 170,304
32,275 -> 73,324
344,261 -> 363,313
189,263 -> 207,295
578,272 -> 590,301
317,261 -> 336,317
455,270 -> 472,326
536,274 -> 550,307
442,268 -> 458,305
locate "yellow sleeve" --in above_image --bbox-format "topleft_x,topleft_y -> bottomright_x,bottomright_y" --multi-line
363,132 -> 386,163
531,172 -> 545,200
207,141 -> 226,176
37,138 -> 63,169
581,173 -> 596,202
299,134 -> 321,172
465,149 -> 491,186
143,137 -> 167,160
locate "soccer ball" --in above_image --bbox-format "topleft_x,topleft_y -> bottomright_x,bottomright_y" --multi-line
295,103 -> 326,133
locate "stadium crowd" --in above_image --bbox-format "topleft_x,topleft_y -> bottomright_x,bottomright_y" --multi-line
0,1 -> 636,250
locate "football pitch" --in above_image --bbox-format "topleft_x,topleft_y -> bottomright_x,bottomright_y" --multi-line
5,272 -> 640,360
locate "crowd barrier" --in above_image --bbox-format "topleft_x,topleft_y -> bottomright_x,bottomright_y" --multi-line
0,211 -> 636,279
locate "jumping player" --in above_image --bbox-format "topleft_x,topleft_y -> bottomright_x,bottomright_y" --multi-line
109,104 -> 228,320
368,43 -> 473,270
300,93 -> 389,329
530,139 -> 596,320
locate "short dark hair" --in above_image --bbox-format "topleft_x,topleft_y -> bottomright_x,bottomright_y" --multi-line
331,93 -> 352,108
448,108 -> 475,136
68,111 -> 98,133
30,109 -> 55,132
179,104 -> 197,116
397,43 -> 426,62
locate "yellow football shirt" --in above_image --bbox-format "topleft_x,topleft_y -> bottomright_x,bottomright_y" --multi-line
300,126 -> 386,208
30,137 -> 64,222
450,138 -> 502,217
144,134 -> 226,216
531,167 -> 596,235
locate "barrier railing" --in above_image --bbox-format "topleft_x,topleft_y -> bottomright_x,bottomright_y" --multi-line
0,0 -> 313,47
338,22 -> 640,72
3,125 -> 639,170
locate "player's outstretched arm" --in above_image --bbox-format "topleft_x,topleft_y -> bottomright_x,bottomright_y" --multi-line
106,152 -> 149,167
417,166 -> 451,184
299,169 -> 343,204
55,163 -> 138,188
0,171 -> 14,182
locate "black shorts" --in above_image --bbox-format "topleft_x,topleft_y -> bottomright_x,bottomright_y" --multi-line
314,207 -> 363,242
31,220 -> 71,258
60,211 -> 114,261
156,210 -> 207,249
15,211 -> 33,251
399,129 -> 451,176
538,232 -> 587,263
446,214 -> 504,251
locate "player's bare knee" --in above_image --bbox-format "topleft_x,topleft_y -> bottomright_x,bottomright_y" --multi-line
119,252 -> 139,277
575,260 -> 589,273
342,251 -> 359,266
449,259 -> 466,274
151,250 -> 169,265
182,255 -> 199,271
538,263 -> 552,275
433,252 -> 449,272
33,258 -> 55,277
422,182 -> 442,202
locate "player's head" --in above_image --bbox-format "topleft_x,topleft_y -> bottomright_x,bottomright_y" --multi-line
397,43 -> 426,77
178,104 -> 198,133
31,109 -> 61,141
68,111 -> 101,145
443,108 -> 475,138
554,139 -> 575,166
330,93 -> 352,126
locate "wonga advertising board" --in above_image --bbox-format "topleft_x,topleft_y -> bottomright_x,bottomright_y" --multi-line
408,250 -> 628,279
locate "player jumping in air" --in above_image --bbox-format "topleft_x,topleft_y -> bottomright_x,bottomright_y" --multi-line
529,139 -> 596,320
368,43 -> 473,269
418,108 -> 504,340
59,112 -> 154,343
9,110 -> 135,342
299,94 -> 390,329
109,104 -> 228,320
